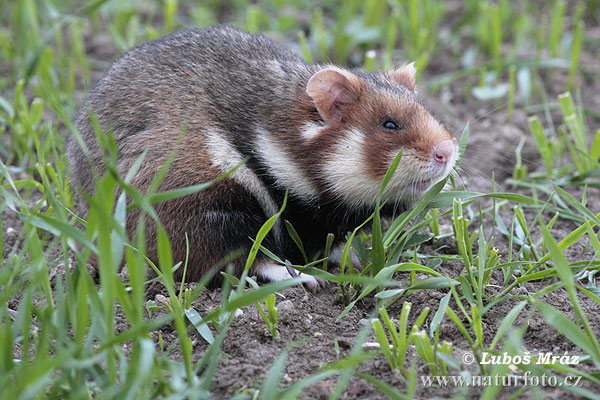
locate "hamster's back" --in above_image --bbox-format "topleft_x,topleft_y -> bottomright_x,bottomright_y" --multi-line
68,26 -> 313,195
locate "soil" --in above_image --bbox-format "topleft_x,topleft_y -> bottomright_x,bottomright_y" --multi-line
4,7 -> 600,400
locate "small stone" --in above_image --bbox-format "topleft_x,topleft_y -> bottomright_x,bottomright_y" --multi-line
233,309 -> 244,318
277,300 -> 295,323
278,300 -> 295,314
155,294 -> 170,305
314,331 -> 323,338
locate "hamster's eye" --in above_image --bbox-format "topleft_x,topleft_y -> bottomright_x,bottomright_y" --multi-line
382,119 -> 402,131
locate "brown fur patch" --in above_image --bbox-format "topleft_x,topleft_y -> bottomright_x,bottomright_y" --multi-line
343,87 -> 454,179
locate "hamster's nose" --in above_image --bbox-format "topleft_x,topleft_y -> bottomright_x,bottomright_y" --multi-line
432,139 -> 455,166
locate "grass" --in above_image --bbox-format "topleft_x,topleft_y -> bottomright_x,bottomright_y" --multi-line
1,0 -> 600,398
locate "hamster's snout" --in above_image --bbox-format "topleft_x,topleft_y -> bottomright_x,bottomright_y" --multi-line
432,139 -> 457,167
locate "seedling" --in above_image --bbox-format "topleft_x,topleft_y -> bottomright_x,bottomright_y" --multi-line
371,302 -> 431,374
518,92 -> 600,182
411,330 -> 452,376
255,293 -> 279,340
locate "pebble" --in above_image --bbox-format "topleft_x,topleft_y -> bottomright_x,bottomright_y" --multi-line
277,300 -> 295,323
278,299 -> 295,313
155,294 -> 170,305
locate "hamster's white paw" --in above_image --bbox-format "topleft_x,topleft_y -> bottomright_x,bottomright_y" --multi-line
253,260 -> 321,292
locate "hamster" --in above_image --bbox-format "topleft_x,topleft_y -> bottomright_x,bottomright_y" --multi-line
67,26 -> 458,289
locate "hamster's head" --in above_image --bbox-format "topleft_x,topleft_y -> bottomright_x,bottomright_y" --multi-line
305,64 -> 458,210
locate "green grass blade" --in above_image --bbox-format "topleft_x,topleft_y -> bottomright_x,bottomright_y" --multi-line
284,220 -> 308,264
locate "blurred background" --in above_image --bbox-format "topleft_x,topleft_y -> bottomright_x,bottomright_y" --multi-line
2,0 -> 598,114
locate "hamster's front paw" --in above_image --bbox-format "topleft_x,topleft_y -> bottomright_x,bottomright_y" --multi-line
253,260 -> 322,292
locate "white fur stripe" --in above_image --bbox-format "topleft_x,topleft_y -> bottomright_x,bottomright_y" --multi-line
321,128 -> 381,208
204,129 -> 281,241
300,121 -> 325,140
254,126 -> 320,202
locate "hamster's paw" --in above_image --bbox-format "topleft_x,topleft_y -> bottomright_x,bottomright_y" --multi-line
328,242 -> 362,270
253,260 -> 321,293
283,261 -> 326,292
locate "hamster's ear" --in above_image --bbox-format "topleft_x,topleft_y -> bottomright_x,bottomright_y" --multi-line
306,68 -> 361,124
388,62 -> 416,91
